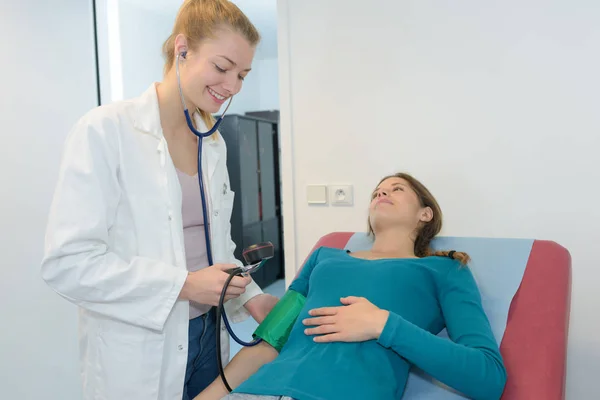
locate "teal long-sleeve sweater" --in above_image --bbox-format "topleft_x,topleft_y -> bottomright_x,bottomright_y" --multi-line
234,247 -> 507,400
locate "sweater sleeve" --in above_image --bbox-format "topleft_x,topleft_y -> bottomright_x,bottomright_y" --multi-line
288,247 -> 323,297
376,263 -> 507,400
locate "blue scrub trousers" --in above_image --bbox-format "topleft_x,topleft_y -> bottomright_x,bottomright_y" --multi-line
183,308 -> 219,400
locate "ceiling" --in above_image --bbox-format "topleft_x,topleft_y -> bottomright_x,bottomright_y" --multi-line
121,0 -> 279,59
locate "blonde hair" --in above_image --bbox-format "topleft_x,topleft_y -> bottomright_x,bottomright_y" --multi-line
162,0 -> 261,133
368,172 -> 471,266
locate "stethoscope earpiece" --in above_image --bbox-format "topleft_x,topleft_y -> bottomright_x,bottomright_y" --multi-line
180,51 -> 187,59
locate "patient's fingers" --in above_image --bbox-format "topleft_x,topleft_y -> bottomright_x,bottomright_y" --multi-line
313,333 -> 343,343
308,307 -> 339,316
304,324 -> 337,336
302,316 -> 336,326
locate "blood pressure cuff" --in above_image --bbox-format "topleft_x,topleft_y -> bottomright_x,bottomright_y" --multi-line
252,289 -> 306,352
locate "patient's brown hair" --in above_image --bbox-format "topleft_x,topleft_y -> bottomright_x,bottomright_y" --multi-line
368,172 -> 471,266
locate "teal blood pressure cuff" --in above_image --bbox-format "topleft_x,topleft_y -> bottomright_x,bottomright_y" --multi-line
252,289 -> 306,352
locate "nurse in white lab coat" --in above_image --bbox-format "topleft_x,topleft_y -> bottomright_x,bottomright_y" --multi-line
40,1 -> 278,399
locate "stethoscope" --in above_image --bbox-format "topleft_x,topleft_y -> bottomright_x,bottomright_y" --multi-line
176,51 -> 265,392
175,50 -> 231,268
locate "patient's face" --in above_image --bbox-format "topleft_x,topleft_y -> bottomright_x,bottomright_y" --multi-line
369,177 -> 427,228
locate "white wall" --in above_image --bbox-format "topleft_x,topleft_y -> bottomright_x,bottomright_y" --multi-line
95,0 -> 177,103
277,0 -> 600,398
0,1 -> 98,398
118,0 -> 175,100
257,58 -> 280,110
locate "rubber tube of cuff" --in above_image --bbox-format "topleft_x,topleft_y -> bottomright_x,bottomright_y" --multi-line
220,269 -> 263,347
216,272 -> 236,392
216,269 -> 263,393
252,289 -> 306,352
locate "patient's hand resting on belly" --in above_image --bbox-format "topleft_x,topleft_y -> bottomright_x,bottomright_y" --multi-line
302,296 -> 390,343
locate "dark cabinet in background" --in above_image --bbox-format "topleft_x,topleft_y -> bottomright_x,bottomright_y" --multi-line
218,114 -> 284,289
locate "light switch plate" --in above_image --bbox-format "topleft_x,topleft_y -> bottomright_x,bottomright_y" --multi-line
329,185 -> 354,206
307,184 -> 328,205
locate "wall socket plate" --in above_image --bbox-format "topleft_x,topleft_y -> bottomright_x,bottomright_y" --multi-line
329,185 -> 354,206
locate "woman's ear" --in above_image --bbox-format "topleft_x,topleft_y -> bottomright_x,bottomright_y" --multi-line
174,33 -> 189,58
420,207 -> 433,223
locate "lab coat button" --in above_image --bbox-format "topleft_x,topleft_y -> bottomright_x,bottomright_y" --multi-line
178,345 -> 184,351
214,211 -> 219,217
168,214 -> 173,221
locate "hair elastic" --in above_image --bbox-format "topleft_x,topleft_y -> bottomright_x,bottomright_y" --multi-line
448,250 -> 456,260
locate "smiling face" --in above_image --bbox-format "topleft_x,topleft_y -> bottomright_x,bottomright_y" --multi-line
175,28 -> 256,113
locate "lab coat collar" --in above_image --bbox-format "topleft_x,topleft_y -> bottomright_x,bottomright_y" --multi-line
134,83 -> 220,178
133,83 -> 164,139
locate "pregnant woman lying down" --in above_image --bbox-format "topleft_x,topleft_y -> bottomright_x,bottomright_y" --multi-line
195,172 -> 507,400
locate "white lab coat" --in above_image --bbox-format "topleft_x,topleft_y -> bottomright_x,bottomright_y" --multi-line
41,83 -> 263,400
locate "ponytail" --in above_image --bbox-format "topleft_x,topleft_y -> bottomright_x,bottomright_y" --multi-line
426,249 -> 471,266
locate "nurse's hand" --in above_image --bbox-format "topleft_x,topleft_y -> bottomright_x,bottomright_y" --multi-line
179,264 -> 251,306
302,296 -> 390,343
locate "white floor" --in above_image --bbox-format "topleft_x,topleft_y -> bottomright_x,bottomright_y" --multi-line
228,279 -> 286,357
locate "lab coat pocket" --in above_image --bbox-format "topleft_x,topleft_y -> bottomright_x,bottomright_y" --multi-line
215,189 -> 235,228
96,320 -> 163,398
221,190 -> 235,214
